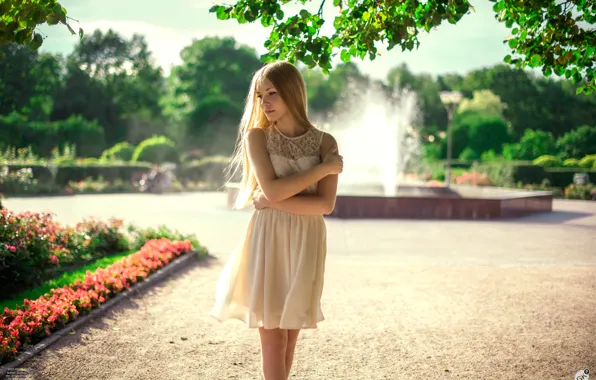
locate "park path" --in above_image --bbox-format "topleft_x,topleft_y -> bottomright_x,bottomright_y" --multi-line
3,194 -> 596,380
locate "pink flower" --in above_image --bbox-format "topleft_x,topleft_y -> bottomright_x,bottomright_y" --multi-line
50,255 -> 59,265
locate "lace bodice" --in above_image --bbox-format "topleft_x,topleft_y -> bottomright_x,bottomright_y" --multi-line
263,126 -> 325,193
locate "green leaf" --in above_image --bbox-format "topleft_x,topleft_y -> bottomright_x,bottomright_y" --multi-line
302,54 -> 316,68
512,27 -> 519,34
14,29 -> 29,44
299,9 -> 309,19
78,27 -> 84,40
275,10 -> 284,20
29,32 -> 43,50
340,49 -> 350,63
543,67 -> 552,77
508,38 -> 518,49
529,54 -> 541,68
576,86 -> 584,95
504,54 -> 512,63
216,7 -> 230,20
362,12 -> 370,22
333,0 -> 341,6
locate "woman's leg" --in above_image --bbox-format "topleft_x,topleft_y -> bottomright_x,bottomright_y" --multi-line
258,327 -> 288,380
285,329 -> 300,379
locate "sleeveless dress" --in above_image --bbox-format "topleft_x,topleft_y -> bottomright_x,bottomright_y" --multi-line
210,125 -> 328,330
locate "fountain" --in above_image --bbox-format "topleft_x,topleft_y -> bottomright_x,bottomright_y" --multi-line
224,78 -> 553,219
319,79 -> 553,220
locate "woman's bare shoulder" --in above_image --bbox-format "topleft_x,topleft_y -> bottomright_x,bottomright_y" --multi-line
318,130 -> 338,154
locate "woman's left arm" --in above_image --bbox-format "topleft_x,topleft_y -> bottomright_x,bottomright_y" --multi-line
256,133 -> 340,216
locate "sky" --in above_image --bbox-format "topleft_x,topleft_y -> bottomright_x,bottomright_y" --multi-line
37,0 -> 514,81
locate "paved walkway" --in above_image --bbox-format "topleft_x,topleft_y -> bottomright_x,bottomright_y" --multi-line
3,194 -> 596,380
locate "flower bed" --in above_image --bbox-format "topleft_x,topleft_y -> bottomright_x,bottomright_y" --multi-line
0,238 -> 193,364
0,208 -> 129,299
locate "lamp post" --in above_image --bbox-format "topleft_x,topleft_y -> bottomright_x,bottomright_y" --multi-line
439,91 -> 463,188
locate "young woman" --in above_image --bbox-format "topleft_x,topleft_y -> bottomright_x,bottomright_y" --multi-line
210,61 -> 343,380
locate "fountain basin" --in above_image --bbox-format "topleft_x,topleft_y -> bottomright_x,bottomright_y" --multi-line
225,183 -> 553,219
330,185 -> 553,219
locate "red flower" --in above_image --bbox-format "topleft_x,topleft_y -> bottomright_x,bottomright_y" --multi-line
0,238 -> 193,364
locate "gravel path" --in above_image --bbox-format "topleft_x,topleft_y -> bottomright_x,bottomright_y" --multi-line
3,194 -> 595,380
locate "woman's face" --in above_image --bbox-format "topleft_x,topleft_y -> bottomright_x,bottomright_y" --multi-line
256,78 -> 288,123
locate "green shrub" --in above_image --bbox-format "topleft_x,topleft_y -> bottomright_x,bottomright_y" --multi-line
556,125 -> 596,159
101,142 -> 136,162
502,129 -> 557,160
564,183 -> 595,200
533,155 -> 562,168
132,136 -> 179,164
451,111 -> 511,157
0,113 -> 107,157
459,147 -> 480,161
579,154 -> 596,169
563,158 -> 580,167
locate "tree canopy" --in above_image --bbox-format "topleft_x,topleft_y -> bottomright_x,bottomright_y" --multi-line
3,0 -> 594,93
209,0 -> 596,94
0,0 -> 82,51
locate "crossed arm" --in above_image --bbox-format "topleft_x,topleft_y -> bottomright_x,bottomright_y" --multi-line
245,128 -> 340,215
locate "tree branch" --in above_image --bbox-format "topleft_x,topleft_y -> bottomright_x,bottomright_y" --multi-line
318,0 -> 326,17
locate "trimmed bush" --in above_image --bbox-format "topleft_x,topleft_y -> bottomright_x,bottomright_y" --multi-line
579,154 -> 596,169
101,142 -> 136,162
563,158 -> 580,167
533,155 -> 562,168
132,136 -> 179,164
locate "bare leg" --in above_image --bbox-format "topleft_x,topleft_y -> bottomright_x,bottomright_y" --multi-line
258,327 -> 288,380
285,329 -> 300,379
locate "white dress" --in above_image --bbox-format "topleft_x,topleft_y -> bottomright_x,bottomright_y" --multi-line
210,125 -> 328,329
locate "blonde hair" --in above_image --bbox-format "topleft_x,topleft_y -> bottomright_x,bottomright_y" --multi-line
227,61 -> 314,209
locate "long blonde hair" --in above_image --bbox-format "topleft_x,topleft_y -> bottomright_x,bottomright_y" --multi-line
227,61 -> 314,209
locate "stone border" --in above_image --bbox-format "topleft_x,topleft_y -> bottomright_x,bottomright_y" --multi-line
0,250 -> 204,379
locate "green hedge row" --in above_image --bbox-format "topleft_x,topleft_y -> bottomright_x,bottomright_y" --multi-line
3,157 -> 232,186
0,113 -> 107,157
473,162 -> 596,188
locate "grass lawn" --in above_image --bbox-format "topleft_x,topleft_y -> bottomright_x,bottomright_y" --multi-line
0,250 -> 135,311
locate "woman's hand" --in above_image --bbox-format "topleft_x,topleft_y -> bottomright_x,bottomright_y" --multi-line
322,144 -> 343,175
252,189 -> 271,210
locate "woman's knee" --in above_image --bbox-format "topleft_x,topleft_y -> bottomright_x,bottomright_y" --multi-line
259,328 -> 288,351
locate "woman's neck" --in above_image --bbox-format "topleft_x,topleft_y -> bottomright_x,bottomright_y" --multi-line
274,116 -> 307,138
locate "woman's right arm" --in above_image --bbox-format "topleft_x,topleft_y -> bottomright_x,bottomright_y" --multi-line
246,128 -> 332,203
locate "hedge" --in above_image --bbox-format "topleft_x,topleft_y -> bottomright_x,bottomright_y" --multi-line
546,168 -> 596,188
0,113 -> 107,157
2,157 -> 232,186
3,164 -> 152,186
